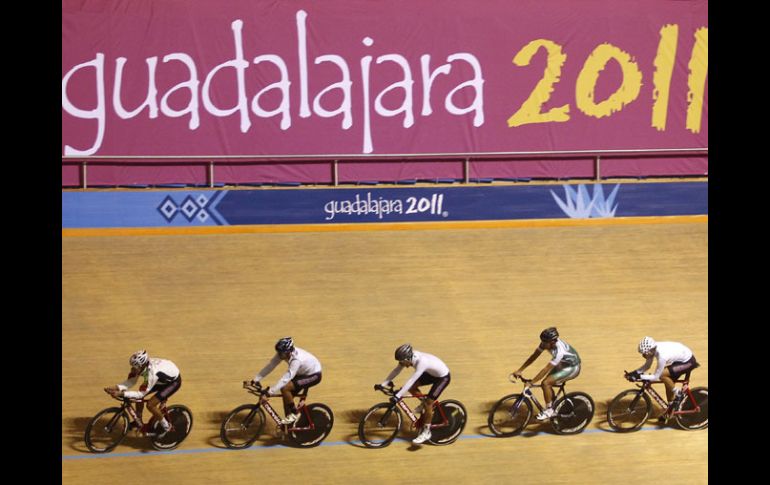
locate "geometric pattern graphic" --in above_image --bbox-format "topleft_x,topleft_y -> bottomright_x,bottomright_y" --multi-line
156,193 -> 223,225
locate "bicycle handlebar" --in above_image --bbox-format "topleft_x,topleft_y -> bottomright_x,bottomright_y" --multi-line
242,380 -> 270,396
508,373 -> 535,384
373,383 -> 400,397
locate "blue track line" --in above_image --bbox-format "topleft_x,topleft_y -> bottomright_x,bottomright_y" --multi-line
62,426 -> 673,461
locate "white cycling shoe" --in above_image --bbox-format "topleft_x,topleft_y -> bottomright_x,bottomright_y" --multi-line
536,407 -> 555,420
281,412 -> 300,425
412,427 -> 432,444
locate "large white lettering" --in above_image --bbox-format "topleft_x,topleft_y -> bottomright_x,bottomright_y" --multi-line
61,53 -> 105,156
61,10 -> 486,155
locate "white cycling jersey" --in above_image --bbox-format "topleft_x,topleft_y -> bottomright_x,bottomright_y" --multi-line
635,341 -> 693,381
381,350 -> 450,399
118,357 -> 180,399
253,347 -> 322,396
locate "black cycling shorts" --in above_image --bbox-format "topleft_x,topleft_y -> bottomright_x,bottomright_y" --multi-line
415,372 -> 451,401
291,372 -> 322,394
667,356 -> 699,380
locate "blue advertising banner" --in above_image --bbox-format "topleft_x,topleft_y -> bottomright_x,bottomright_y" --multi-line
62,182 -> 707,229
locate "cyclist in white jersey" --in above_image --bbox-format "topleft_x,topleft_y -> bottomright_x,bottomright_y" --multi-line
104,349 -> 182,437
512,327 -> 581,420
377,344 -> 451,445
630,336 -> 699,421
248,337 -> 322,425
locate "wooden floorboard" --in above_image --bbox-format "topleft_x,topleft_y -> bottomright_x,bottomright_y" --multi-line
62,222 -> 708,484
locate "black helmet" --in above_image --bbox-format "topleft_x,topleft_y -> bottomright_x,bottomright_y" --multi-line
540,327 -> 559,342
275,337 -> 295,353
395,343 -> 413,362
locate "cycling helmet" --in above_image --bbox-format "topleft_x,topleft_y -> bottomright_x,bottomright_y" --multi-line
540,327 -> 559,343
395,343 -> 413,362
275,337 -> 295,354
638,336 -> 657,354
129,349 -> 149,369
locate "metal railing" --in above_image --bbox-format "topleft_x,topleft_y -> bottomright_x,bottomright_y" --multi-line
62,148 -> 708,189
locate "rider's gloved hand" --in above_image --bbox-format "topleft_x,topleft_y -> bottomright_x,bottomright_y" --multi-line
374,384 -> 383,391
627,370 -> 641,382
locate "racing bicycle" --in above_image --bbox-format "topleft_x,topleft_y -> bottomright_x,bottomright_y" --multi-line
84,390 -> 193,453
488,374 -> 595,436
606,370 -> 708,432
220,381 -> 334,449
358,383 -> 467,448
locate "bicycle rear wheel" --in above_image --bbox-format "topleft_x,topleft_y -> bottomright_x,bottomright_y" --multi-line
220,404 -> 266,449
84,407 -> 129,453
607,389 -> 651,432
358,402 -> 402,448
551,392 -> 595,435
151,405 -> 194,450
487,394 -> 532,437
675,387 -> 708,430
428,400 -> 467,445
289,403 -> 334,448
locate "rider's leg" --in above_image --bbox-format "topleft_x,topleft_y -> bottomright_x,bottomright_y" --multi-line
412,395 -> 435,444
280,382 -> 299,420
408,385 -> 426,412
659,368 -> 675,402
146,395 -> 171,432
421,397 -> 436,424
537,365 -> 579,420
541,375 -> 557,409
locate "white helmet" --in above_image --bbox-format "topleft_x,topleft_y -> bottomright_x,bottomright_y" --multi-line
129,349 -> 149,368
638,337 -> 657,354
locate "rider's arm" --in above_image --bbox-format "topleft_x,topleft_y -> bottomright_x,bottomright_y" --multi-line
634,355 -> 655,378
640,357 -> 666,381
253,354 -> 282,383
268,357 -> 300,396
395,364 -> 426,399
123,370 -> 157,399
116,370 -> 139,392
381,364 -> 404,387
514,347 -> 544,375
531,362 -> 555,383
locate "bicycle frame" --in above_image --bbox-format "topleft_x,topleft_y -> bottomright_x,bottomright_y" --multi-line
243,383 -> 317,432
380,388 -> 451,430
636,378 -> 702,418
99,394 -> 172,435
518,382 -> 569,414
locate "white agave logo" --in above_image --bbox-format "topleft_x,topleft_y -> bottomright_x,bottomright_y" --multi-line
550,184 -> 620,218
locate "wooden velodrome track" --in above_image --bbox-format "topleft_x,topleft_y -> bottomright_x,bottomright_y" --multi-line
62,218 -> 707,484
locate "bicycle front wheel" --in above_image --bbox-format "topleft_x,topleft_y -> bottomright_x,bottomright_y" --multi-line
358,402 -> 402,448
607,389 -> 651,432
428,400 -> 467,445
488,394 -> 532,437
220,404 -> 266,449
151,405 -> 194,450
551,392 -> 595,435
289,403 -> 334,448
675,387 -> 708,431
84,407 -> 129,453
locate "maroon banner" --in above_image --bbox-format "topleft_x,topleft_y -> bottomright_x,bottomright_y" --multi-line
62,0 -> 707,161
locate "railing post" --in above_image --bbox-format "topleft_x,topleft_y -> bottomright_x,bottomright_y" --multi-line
209,161 -> 214,188
82,161 -> 88,189
333,160 -> 338,186
464,158 -> 470,184
595,155 -> 601,181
